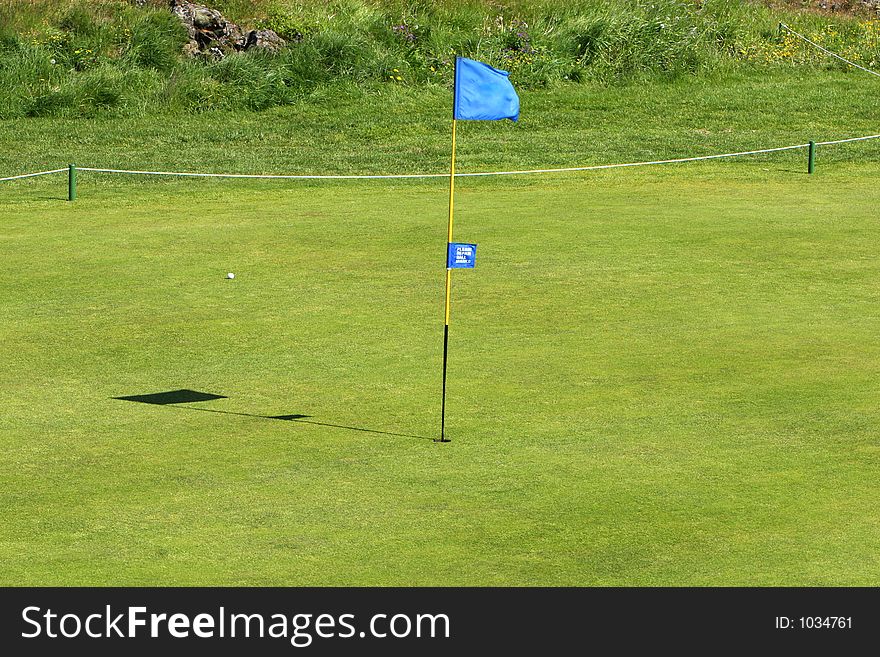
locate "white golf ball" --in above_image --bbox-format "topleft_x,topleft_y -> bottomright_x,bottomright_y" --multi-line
226,272 -> 235,279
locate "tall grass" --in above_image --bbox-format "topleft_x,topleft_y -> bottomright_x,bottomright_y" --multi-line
0,0 -> 878,118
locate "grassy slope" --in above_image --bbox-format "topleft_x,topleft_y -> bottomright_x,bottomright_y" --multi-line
2,0 -> 880,117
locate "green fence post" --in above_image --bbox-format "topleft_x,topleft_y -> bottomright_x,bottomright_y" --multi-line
68,163 -> 77,201
808,141 -> 816,175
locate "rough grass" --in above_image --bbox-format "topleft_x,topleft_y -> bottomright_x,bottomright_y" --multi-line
1,0 -> 880,117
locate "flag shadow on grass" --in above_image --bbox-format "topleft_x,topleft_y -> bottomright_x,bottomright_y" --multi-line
113,389 -> 431,441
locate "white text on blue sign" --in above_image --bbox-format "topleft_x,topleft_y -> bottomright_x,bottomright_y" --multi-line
447,243 -> 477,269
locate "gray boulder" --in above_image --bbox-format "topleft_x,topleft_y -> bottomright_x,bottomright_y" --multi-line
244,29 -> 288,54
168,0 -> 286,58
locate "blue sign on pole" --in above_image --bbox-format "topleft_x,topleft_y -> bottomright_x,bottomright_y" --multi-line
447,243 -> 477,269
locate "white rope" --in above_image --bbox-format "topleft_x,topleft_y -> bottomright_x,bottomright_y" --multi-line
3,134 -> 879,184
816,133 -> 880,146
780,23 -> 880,78
0,168 -> 67,182
76,143 -> 811,181
455,144 -> 811,176
76,167 -> 448,180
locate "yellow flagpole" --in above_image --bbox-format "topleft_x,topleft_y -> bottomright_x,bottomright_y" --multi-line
438,118 -> 457,443
445,119 -> 457,324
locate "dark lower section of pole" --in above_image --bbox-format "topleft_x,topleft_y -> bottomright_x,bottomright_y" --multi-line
437,323 -> 451,442
808,141 -> 815,174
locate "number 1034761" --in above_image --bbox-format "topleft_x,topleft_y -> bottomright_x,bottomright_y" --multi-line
775,617 -> 852,629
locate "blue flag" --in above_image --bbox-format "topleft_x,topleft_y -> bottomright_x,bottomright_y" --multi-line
453,57 -> 519,122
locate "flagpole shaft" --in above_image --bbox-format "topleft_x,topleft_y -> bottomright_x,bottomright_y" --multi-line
440,321 -> 450,441
447,120 -> 457,240
445,118 -> 456,324
438,119 -> 457,443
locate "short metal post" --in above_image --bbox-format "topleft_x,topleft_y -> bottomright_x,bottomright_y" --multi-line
68,163 -> 76,201
808,141 -> 816,175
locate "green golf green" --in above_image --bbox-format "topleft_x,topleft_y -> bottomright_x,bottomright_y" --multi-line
2,157 -> 878,585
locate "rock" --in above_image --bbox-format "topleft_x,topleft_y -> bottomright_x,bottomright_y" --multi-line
168,0 -> 286,58
192,8 -> 218,30
244,29 -> 287,53
181,41 -> 200,58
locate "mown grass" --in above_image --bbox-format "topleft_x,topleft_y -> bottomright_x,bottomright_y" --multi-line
1,68 -> 879,182
2,160 -> 880,585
